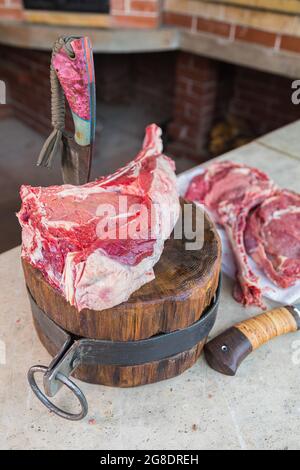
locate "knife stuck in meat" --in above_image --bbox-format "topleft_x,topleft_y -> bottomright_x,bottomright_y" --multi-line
37,36 -> 95,185
204,303 -> 300,376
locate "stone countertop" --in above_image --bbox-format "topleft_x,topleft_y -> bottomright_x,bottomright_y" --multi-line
0,121 -> 299,450
0,22 -> 300,78
0,22 -> 179,53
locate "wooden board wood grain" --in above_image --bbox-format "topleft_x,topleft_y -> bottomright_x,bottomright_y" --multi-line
23,200 -> 221,342
207,0 -> 300,15
24,11 -> 111,28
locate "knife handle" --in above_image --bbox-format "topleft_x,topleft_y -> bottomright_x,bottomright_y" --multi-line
204,306 -> 300,376
52,37 -> 95,147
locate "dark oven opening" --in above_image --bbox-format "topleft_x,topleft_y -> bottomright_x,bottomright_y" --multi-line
23,1 -> 110,14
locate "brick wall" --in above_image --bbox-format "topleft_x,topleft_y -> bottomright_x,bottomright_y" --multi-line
163,1 -> 300,55
0,46 -> 51,134
229,67 -> 300,136
0,0 -> 24,21
167,52 -> 218,160
94,51 -> 176,117
0,45 -> 176,134
94,54 -> 132,104
109,0 -> 161,28
1,44 -> 299,163
130,52 -> 176,116
1,0 -> 300,47
167,51 -> 300,161
0,0 -> 161,29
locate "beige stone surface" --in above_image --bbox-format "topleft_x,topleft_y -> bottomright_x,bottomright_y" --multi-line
258,121 -> 300,161
0,22 -> 300,78
181,31 -> 300,79
165,0 -> 300,36
0,122 -> 299,449
0,22 -> 180,53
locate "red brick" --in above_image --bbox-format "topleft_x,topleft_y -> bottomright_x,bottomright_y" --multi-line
280,35 -> 300,53
177,65 -> 216,82
229,65 -> 300,136
130,1 -> 159,13
112,14 -> 159,28
197,17 -> 231,38
191,82 -> 217,96
235,26 -> 276,47
168,122 -> 182,140
110,0 -> 125,11
7,0 -> 23,6
168,51 -> 218,159
0,104 -> 13,119
0,8 -> 24,20
163,12 -> 192,30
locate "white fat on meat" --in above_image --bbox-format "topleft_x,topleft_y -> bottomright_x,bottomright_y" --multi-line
18,124 -> 180,312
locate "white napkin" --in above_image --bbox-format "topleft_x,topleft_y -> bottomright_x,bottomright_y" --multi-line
177,166 -> 300,305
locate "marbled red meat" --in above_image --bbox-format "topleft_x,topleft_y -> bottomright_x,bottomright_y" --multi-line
245,190 -> 300,288
185,161 -> 278,308
18,124 -> 180,312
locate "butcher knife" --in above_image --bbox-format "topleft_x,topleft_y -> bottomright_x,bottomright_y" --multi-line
204,303 -> 300,376
37,36 -> 96,185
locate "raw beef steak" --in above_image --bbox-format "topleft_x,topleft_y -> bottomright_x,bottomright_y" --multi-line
185,161 -> 277,308
245,189 -> 300,289
18,124 -> 180,312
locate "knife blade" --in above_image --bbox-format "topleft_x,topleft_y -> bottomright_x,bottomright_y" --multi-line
52,36 -> 96,185
204,303 -> 300,376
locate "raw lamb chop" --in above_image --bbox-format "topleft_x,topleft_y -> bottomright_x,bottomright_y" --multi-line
18,124 -> 180,312
185,161 -> 277,308
245,189 -> 300,288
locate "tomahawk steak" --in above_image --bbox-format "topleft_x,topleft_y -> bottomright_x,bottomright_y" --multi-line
18,124 -> 180,311
185,161 -> 278,308
245,189 -> 300,289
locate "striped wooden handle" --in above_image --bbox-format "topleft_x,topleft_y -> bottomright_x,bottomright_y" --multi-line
235,307 -> 299,350
204,306 -> 300,376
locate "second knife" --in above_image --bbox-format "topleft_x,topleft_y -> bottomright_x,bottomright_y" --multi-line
204,303 -> 300,375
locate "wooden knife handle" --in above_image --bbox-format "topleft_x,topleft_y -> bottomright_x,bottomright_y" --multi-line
204,306 -> 300,376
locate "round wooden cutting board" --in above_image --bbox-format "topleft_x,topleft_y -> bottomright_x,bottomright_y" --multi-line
23,200 -> 222,387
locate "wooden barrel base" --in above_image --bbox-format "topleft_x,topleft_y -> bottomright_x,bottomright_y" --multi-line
25,200 -> 221,387
23,200 -> 221,342
32,313 -> 206,387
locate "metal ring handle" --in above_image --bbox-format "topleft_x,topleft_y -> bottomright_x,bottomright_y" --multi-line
28,365 -> 88,421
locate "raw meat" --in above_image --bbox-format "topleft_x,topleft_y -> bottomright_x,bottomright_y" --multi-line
245,190 -> 300,288
185,161 -> 277,308
18,124 -> 180,312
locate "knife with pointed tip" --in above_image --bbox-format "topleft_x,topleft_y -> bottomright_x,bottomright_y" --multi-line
204,303 -> 300,376
53,36 -> 95,185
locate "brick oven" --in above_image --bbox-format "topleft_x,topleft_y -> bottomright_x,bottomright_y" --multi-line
23,1 -> 110,13
0,0 -> 162,27
167,54 -> 300,161
0,0 -> 300,164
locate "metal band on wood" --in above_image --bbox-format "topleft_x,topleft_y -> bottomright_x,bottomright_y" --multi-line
27,277 -> 220,420
28,279 -> 221,369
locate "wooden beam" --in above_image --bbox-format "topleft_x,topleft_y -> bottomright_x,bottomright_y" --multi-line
207,0 -> 300,15
24,10 -> 111,28
0,23 -> 180,53
181,30 -> 300,78
164,0 -> 300,37
0,21 -> 299,78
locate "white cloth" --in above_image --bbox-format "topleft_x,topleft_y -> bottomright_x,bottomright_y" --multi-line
177,166 -> 300,305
